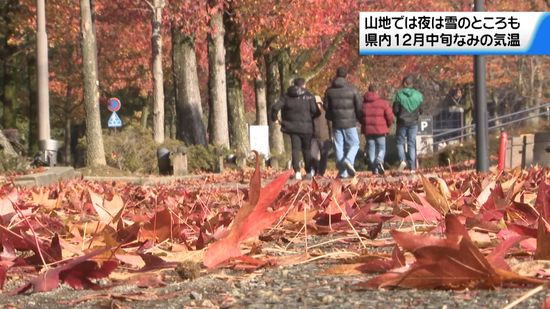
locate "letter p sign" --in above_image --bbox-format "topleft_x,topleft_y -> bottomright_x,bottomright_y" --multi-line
421,121 -> 428,131
418,116 -> 433,136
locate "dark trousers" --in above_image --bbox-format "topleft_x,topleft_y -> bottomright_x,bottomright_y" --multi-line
311,138 -> 331,176
290,133 -> 312,173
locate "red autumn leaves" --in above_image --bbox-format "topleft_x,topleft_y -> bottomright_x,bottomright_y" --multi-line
1,162 -> 549,296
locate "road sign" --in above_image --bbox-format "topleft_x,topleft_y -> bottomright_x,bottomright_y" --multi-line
107,97 -> 121,112
418,116 -> 433,135
108,112 -> 122,128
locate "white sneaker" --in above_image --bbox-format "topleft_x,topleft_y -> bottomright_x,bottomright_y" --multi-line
343,160 -> 356,177
397,161 -> 407,172
294,172 -> 302,180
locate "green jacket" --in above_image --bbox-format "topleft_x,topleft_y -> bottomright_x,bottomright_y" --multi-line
393,87 -> 423,126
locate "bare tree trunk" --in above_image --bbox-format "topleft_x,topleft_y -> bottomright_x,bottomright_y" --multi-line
141,96 -> 150,128
172,26 -> 207,146
278,49 -> 292,93
80,0 -> 106,166
207,6 -> 230,148
527,57 -> 541,126
255,78 -> 267,126
169,95 -> 176,139
2,41 -> 16,129
225,5 -> 249,155
0,129 -> 17,157
27,55 -> 38,154
64,112 -> 71,164
253,39 -> 268,126
265,52 -> 284,155
63,87 -> 73,164
148,0 -> 165,144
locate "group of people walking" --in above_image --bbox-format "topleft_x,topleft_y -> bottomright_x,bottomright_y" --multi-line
271,67 -> 423,180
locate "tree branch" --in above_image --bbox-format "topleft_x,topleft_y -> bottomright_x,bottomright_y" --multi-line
142,0 -> 154,11
302,31 -> 345,82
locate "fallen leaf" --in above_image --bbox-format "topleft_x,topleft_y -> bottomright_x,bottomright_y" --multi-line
203,153 -> 292,268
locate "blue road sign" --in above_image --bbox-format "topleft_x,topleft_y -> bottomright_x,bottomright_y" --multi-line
108,112 -> 122,128
107,97 -> 121,112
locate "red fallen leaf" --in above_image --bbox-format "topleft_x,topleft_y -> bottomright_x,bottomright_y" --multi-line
364,215 -> 543,289
535,179 -> 550,259
316,182 -> 356,225
16,247 -> 113,293
395,198 -> 442,223
203,153 -> 292,268
230,255 -> 270,271
0,189 -> 18,224
486,235 -> 528,270
507,224 -> 538,239
133,253 -> 179,272
544,294 -> 550,309
326,180 -> 343,215
357,245 -> 405,274
421,175 -> 450,214
138,207 -> 177,243
61,260 -> 119,290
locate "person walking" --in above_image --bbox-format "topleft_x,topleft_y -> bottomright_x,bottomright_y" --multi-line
361,84 -> 394,175
393,75 -> 423,172
324,67 -> 362,179
310,96 -> 331,177
271,77 -> 320,180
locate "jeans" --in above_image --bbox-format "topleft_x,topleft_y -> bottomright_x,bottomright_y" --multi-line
333,127 -> 360,178
366,135 -> 386,167
290,133 -> 312,173
396,125 -> 418,170
310,139 -> 331,176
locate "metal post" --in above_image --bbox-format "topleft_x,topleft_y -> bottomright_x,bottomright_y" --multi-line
474,0 -> 489,172
37,0 -> 51,141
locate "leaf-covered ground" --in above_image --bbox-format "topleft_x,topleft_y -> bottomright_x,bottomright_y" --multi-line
1,160 -> 550,308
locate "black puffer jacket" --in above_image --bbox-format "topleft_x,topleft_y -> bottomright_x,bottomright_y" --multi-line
324,77 -> 362,129
270,86 -> 320,135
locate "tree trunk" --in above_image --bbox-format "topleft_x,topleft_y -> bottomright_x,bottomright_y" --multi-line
253,39 -> 268,126
2,43 -> 17,129
207,7 -> 229,148
168,95 -> 176,139
463,84 -> 474,140
80,0 -> 106,166
255,78 -> 267,126
265,52 -> 284,155
527,57 -> 540,126
64,111 -> 71,165
278,50 -> 292,93
63,87 -> 73,165
141,96 -> 150,128
27,55 -> 38,154
225,6 -> 248,155
149,0 -> 165,144
0,129 -> 17,157
171,26 -> 207,146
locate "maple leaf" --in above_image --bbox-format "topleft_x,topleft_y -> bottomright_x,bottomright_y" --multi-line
421,175 -> 450,215
89,191 -> 125,228
203,153 -> 292,268
535,178 -> 550,259
137,207 -> 177,243
0,189 -> 18,224
17,247 -> 115,293
364,215 -> 543,289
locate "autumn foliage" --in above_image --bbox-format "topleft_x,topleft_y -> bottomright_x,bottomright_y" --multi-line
0,152 -> 550,305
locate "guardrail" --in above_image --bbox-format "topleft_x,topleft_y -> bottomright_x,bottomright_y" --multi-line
419,102 -> 550,153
